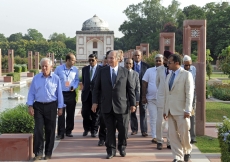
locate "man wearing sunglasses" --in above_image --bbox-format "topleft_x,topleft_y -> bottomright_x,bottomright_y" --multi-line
182,55 -> 197,144
81,54 -> 101,138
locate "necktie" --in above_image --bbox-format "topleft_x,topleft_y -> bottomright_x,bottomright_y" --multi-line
136,64 -> 140,73
90,68 -> 93,80
112,69 -> 117,87
169,72 -> 175,91
166,68 -> 169,76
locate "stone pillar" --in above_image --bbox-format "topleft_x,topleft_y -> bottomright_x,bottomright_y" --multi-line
159,33 -> 175,54
0,49 -> 1,76
8,49 -> 14,73
140,43 -> 149,57
34,52 -> 40,70
28,51 -> 33,70
51,53 -> 55,65
46,53 -> 51,58
183,20 -> 206,136
136,46 -> 141,50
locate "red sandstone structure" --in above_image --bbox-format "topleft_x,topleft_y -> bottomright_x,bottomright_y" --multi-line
34,52 -> 40,70
28,51 -> 33,70
51,53 -> 55,65
183,20 -> 206,136
8,49 -> 14,73
140,43 -> 149,57
159,32 -> 175,54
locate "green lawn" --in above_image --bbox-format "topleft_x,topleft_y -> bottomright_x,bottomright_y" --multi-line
194,136 -> 220,153
206,102 -> 230,122
210,73 -> 229,78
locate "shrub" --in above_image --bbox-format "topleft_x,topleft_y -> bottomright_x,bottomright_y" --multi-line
14,64 -> 22,73
21,64 -> 27,72
210,83 -> 230,101
0,104 -> 34,133
6,72 -> 20,82
75,86 -> 79,102
29,69 -> 39,75
217,116 -> 230,162
206,62 -> 213,80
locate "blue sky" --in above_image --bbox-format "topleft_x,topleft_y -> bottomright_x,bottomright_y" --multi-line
0,0 -> 222,38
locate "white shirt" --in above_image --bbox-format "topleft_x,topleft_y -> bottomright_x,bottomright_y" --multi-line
119,60 -> 124,67
142,66 -> 158,100
90,64 -> 97,81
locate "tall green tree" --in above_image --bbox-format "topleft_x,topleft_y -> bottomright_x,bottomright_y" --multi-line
49,33 -> 67,42
0,34 -> 7,42
8,33 -> 23,42
23,29 -> 45,41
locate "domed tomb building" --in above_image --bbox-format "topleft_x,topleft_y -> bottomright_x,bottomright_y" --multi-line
76,15 -> 114,61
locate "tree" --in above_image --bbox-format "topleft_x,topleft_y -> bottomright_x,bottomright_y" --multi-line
219,46 -> 230,78
24,29 -> 45,41
8,33 -> 23,42
0,34 -> 7,42
64,37 -> 76,51
49,33 -> 67,42
206,49 -> 213,80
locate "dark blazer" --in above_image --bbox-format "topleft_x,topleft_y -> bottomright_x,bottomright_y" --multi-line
92,66 -> 136,114
81,65 -> 101,102
131,70 -> 140,102
133,61 -> 150,81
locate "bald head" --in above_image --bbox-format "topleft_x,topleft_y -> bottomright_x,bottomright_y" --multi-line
133,50 -> 142,63
125,58 -> 133,70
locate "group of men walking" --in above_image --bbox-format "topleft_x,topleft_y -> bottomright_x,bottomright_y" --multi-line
27,50 -> 196,162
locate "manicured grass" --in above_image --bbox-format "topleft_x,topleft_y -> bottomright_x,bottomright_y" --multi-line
210,73 -> 229,78
206,102 -> 230,122
195,136 -> 220,153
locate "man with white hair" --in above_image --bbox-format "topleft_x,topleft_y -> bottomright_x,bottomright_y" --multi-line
27,58 -> 64,160
182,55 -> 197,144
142,54 -> 164,143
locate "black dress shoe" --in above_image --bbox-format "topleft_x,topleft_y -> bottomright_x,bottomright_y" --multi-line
172,159 -> 182,162
106,153 -> 114,159
56,135 -> 64,140
33,155 -> 42,161
118,148 -> 126,157
98,139 -> 105,146
184,154 -> 191,162
157,143 -> 162,150
66,134 -> 73,137
83,131 -> 89,136
44,155 -> 51,160
190,139 -> 197,144
142,132 -> 148,137
167,145 -> 171,149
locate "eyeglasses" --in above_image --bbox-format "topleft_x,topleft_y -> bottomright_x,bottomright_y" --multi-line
156,60 -> 162,62
184,65 -> 191,67
126,63 -> 132,64
88,59 -> 95,62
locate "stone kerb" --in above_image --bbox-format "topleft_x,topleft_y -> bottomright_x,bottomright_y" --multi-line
159,33 -> 175,54
3,76 -> 12,82
27,72 -> 34,77
0,134 -> 33,161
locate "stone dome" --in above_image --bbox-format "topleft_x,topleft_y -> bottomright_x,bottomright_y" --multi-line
82,15 -> 109,31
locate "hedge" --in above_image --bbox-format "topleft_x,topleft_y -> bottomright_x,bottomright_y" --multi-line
29,69 -> 40,75
0,104 -> 34,133
210,83 -> 230,101
6,72 -> 20,82
21,64 -> 27,72
217,116 -> 230,161
14,65 -> 22,73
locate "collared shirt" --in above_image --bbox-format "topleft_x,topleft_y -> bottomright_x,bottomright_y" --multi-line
110,65 -> 118,80
134,61 -> 141,73
90,64 -> 98,81
142,66 -> 158,100
27,72 -> 64,108
54,64 -> 79,91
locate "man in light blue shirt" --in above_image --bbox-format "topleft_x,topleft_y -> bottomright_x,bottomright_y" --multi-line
54,53 -> 79,139
27,57 -> 64,160
182,55 -> 197,144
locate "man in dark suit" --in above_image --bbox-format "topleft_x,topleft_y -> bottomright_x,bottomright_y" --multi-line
131,50 -> 150,137
92,50 -> 136,159
81,53 -> 101,137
